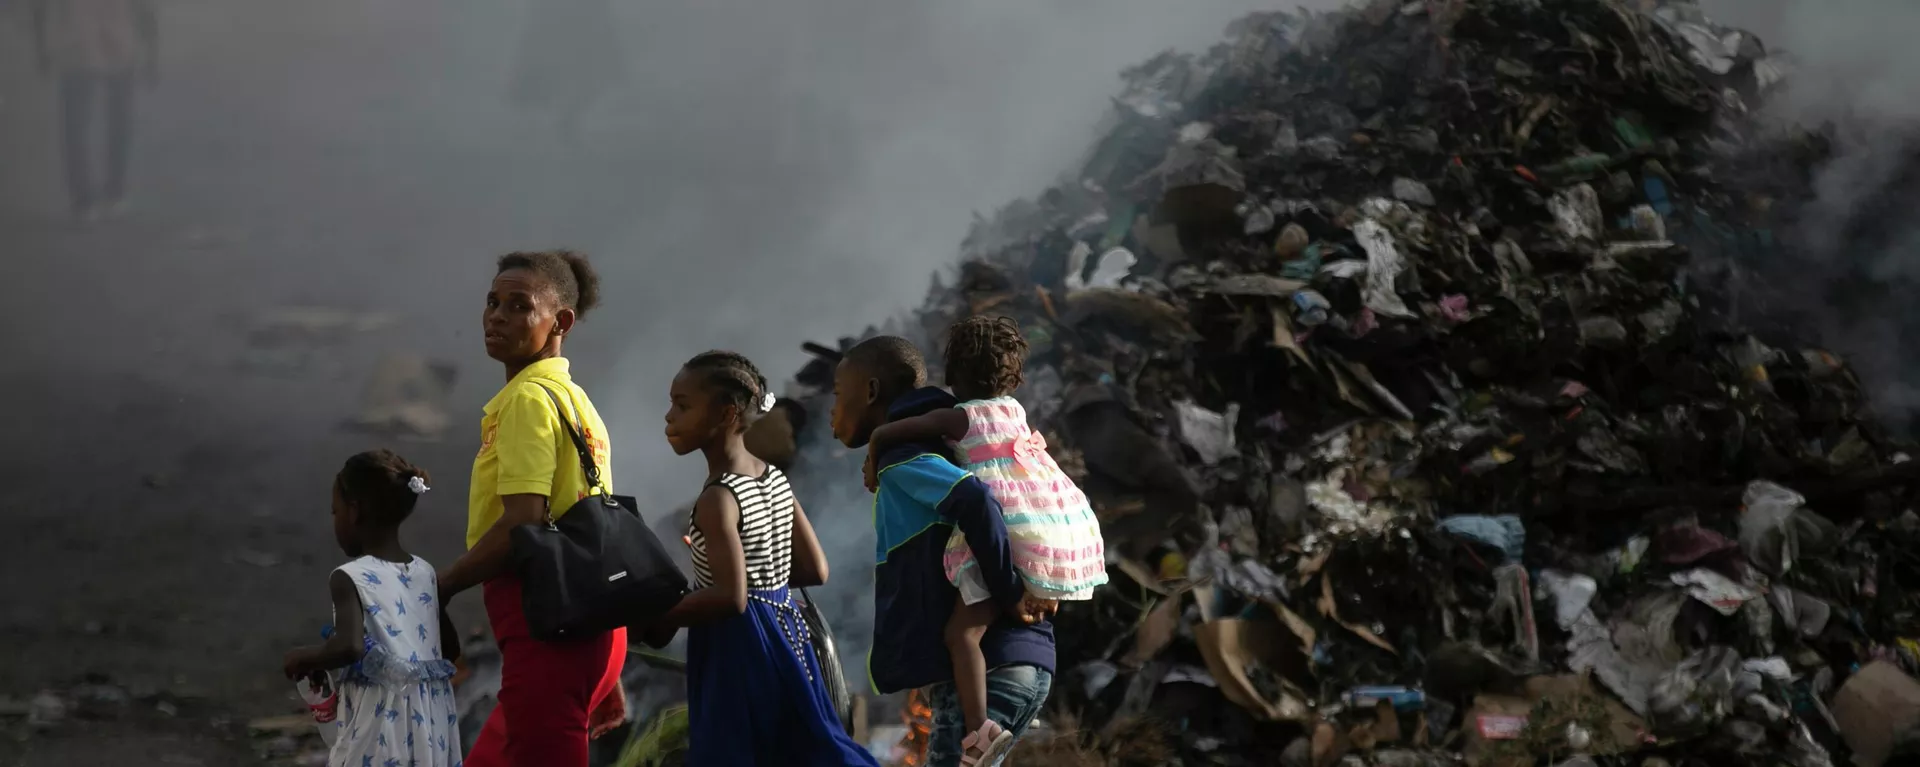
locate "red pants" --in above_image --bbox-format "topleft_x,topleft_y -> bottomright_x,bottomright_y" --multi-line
465,575 -> 626,767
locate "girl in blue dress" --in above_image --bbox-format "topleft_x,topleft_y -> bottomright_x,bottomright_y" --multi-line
657,350 -> 879,766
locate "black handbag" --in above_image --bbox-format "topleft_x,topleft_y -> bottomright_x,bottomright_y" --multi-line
797,589 -> 854,734
510,384 -> 688,641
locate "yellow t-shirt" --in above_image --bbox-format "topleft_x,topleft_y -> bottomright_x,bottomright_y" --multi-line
467,357 -> 613,549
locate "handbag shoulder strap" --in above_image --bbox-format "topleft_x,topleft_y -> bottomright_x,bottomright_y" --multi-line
529,381 -> 607,497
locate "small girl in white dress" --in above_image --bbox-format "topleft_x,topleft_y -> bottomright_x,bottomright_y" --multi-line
283,450 -> 463,767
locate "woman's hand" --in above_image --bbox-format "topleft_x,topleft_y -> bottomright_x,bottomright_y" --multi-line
863,448 -> 880,493
589,681 -> 628,738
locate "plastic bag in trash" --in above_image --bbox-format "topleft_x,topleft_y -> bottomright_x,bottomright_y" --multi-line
1292,290 -> 1332,326
1671,568 -> 1761,616
1740,481 -> 1802,572
1436,515 -> 1525,564
1391,177 -> 1436,207
1173,400 -> 1240,465
1649,646 -> 1743,733
1088,248 -> 1138,290
1538,570 -> 1598,631
1549,184 -> 1603,241
1352,217 -> 1415,318
1738,480 -> 1839,576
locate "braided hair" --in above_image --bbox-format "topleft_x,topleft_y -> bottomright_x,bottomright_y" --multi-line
683,350 -> 771,432
334,449 -> 431,528
496,250 -> 602,319
943,315 -> 1027,401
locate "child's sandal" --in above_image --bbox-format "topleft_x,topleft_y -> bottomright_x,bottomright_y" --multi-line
959,720 -> 1016,767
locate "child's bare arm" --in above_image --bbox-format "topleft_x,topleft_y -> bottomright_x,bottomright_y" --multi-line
871,408 -> 971,452
438,610 -> 461,663
661,486 -> 747,628
864,408 -> 971,490
282,571 -> 366,679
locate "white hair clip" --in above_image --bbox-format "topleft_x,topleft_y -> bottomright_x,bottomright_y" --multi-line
407,476 -> 431,495
760,392 -> 777,414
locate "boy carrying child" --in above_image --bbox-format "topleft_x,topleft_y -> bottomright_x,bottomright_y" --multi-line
828,336 -> 1056,767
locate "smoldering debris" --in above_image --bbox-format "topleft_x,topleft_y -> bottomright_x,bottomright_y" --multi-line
747,0 -> 1920,764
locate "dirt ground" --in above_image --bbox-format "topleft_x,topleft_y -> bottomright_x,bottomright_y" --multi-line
0,208 -> 498,765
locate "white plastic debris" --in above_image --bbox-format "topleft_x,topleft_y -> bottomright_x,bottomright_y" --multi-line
1628,204 -> 1667,241
1179,121 -> 1216,144
1352,218 -> 1415,318
1063,241 -> 1094,290
1538,570 -> 1599,630
1173,400 -> 1240,465
1306,478 -> 1367,523
1743,657 -> 1793,682
1087,248 -> 1138,289
1671,568 -> 1761,615
1391,177 -> 1436,207
1739,480 -> 1805,575
1549,183 -> 1603,241
1239,201 -> 1276,235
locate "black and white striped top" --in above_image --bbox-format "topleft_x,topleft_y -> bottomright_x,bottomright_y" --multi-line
687,466 -> 796,590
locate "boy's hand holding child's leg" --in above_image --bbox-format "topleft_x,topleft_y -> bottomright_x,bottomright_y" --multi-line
1012,594 -> 1058,625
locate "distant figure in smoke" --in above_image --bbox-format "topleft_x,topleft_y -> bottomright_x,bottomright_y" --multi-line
657,351 -> 878,766
31,0 -> 156,220
509,0 -> 624,143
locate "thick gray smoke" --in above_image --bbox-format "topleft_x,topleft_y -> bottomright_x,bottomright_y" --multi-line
0,0 -> 1335,712
1700,0 -> 1920,428
2,0 -> 1913,724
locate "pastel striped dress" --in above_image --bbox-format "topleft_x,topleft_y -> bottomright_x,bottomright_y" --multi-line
946,397 -> 1108,604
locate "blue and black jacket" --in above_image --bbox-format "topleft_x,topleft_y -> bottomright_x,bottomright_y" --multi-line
867,387 -> 1056,694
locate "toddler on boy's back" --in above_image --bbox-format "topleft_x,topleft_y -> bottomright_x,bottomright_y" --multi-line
283,450 -> 461,767
859,317 -> 1107,765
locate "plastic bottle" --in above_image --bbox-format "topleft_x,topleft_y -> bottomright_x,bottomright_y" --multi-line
297,625 -> 341,747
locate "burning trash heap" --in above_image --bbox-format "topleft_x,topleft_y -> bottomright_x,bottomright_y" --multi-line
767,0 -> 1920,765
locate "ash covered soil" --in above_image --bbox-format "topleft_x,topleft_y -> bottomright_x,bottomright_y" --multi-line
0,209 -> 493,765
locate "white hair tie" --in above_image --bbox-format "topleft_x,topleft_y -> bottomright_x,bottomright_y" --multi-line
760,392 -> 777,414
407,476 -> 431,495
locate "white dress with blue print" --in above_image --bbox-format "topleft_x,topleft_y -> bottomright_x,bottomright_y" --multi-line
329,556 -> 462,767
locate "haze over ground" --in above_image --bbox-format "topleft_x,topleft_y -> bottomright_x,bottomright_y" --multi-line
0,0 -> 1911,747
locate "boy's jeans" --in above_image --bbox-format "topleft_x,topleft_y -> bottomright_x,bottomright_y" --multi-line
924,664 -> 1053,767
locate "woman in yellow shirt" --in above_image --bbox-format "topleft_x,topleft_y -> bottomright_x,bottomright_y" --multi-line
438,250 -> 626,767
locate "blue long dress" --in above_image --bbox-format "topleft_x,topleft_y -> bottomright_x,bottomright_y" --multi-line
684,470 -> 878,767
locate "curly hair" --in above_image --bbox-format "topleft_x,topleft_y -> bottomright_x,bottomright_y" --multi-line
496,250 -> 602,319
683,350 -> 769,431
334,449 -> 431,528
943,315 -> 1027,400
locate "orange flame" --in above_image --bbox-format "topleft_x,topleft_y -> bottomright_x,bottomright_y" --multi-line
899,689 -> 934,766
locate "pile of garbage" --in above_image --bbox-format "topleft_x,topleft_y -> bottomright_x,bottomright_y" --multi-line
760,0 -> 1920,765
